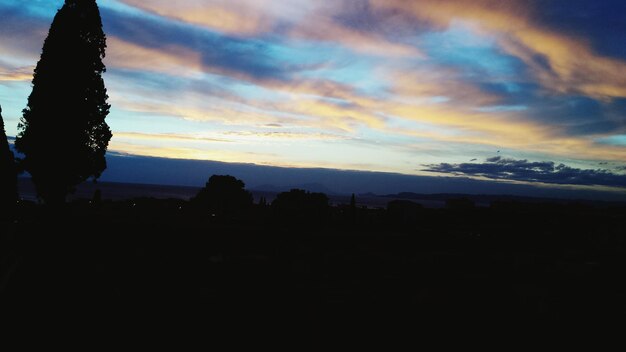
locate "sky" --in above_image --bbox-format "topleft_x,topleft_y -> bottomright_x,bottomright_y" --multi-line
1,0 -> 626,196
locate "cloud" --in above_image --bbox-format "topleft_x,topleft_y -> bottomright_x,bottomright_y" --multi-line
3,0 -> 626,188
370,0 -> 626,100
118,0 -> 422,58
530,0 -> 626,61
101,6 -> 301,82
91,2 -> 626,149
106,1 -> 626,147
221,130 -> 348,141
114,132 -> 232,144
104,52 -> 626,164
0,4 -> 50,60
108,140 -> 278,166
383,65 -> 503,107
105,37 -> 204,78
117,0 -> 294,36
113,130 -> 345,145
424,156 -> 626,188
0,66 -> 34,82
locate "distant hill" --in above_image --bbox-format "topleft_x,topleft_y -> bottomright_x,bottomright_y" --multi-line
17,178 -> 201,202
252,183 -> 337,195
381,192 -> 626,207
8,140 -> 626,202
16,178 -> 625,210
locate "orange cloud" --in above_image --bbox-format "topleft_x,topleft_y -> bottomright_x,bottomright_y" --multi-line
0,66 -> 34,82
383,66 -> 502,107
119,0 -> 626,99
106,37 -> 204,77
114,132 -> 231,143
287,16 -> 422,58
101,2 -> 626,170
370,0 -> 626,99
119,0 -> 422,57
106,44 -> 626,165
119,0 -> 276,36
108,141 -> 272,165
500,30 -> 626,99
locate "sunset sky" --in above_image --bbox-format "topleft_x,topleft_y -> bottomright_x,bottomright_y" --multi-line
1,0 -> 626,193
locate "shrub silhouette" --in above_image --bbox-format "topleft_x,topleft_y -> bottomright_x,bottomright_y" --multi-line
272,189 -> 330,225
0,105 -> 17,220
15,0 -> 111,205
191,175 -> 253,217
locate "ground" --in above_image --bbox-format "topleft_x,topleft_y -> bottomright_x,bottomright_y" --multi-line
1,198 -> 625,329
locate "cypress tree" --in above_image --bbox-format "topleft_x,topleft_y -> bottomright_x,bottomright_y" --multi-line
0,105 -> 18,219
15,0 -> 111,205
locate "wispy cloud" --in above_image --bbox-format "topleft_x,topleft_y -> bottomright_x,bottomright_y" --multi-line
0,66 -> 34,82
371,0 -> 626,100
101,6 -> 303,82
118,0 -> 423,58
114,132 -> 232,144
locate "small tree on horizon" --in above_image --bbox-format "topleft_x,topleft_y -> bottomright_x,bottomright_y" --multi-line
0,105 -> 18,219
191,175 -> 253,216
350,193 -> 356,224
272,189 -> 330,225
15,0 -> 111,205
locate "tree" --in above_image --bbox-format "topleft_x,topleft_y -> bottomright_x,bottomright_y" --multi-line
272,189 -> 329,225
14,0 -> 111,205
0,105 -> 17,219
191,175 -> 253,216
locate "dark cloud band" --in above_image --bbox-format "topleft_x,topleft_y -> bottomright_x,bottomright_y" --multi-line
424,156 -> 626,188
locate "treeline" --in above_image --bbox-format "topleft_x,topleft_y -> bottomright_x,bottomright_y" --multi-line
13,173 -> 625,245
4,174 -> 626,326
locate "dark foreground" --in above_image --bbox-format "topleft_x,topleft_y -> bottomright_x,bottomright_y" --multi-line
1,198 -> 625,330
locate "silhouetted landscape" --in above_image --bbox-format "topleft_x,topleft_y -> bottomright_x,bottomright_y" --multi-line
2,0 -> 626,330
2,177 -> 626,326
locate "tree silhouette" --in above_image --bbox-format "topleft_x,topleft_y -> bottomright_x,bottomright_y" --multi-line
272,189 -> 330,225
14,0 -> 111,205
0,105 -> 17,220
191,175 -> 253,216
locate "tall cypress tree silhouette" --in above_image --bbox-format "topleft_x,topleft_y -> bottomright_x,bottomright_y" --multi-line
15,0 -> 111,205
0,105 -> 17,219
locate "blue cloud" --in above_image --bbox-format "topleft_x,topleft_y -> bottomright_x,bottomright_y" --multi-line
541,97 -> 626,136
424,156 -> 626,188
100,6 -> 305,81
0,0 -> 62,18
0,2 -> 57,53
534,0 -> 626,61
